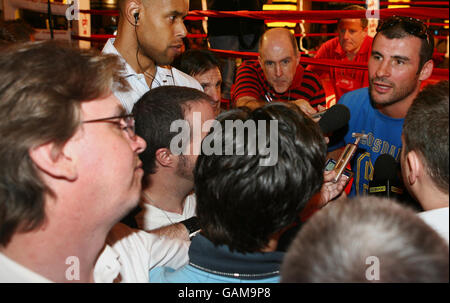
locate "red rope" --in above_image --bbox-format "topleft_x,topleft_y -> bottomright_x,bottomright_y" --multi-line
207,48 -> 448,79
188,33 -> 340,38
309,0 -> 449,6
74,33 -> 331,40
265,20 -> 338,24
295,33 -> 338,37
426,22 -> 450,27
79,9 -> 118,16
76,35 -> 448,59
79,8 -> 449,21
69,35 -> 448,79
186,8 -> 449,21
73,34 -> 114,41
186,34 -> 207,38
208,49 -> 369,69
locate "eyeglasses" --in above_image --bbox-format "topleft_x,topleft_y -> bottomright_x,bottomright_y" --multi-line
82,114 -> 136,140
376,16 -> 431,44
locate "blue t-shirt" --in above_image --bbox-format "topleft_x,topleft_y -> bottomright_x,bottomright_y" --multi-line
329,87 -> 404,197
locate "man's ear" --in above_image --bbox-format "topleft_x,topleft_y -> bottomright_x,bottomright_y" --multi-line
419,59 -> 434,81
125,0 -> 142,26
405,150 -> 421,186
258,55 -> 263,68
29,141 -> 77,181
295,51 -> 301,65
155,148 -> 174,168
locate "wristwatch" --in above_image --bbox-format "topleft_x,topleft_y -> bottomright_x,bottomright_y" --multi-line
180,216 -> 201,239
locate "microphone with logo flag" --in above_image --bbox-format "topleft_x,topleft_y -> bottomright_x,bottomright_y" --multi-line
368,154 -> 404,199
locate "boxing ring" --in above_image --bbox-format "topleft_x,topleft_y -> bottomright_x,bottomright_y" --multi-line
3,0 -> 449,105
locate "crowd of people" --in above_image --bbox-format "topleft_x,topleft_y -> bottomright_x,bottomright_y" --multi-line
0,0 -> 448,284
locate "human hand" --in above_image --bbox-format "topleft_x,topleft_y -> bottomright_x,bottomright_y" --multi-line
316,104 -> 327,112
316,169 -> 349,208
299,169 -> 348,222
311,104 -> 329,142
290,99 -> 317,116
313,104 -> 327,120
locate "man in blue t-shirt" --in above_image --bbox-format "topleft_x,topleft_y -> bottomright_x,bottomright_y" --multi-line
328,16 -> 435,197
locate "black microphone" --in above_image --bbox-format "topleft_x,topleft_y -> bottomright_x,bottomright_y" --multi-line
368,154 -> 404,199
317,104 -> 350,134
368,154 -> 424,211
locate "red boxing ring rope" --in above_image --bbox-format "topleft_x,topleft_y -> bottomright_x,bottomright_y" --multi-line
184,7 -> 448,21
206,49 -> 448,80
309,0 -> 449,6
79,7 -> 449,20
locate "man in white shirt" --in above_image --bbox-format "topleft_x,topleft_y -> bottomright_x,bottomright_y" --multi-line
0,41 -> 189,283
401,80 -> 449,244
102,0 -> 202,113
130,86 -> 215,238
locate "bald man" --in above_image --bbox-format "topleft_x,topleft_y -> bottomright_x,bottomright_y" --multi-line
231,28 -> 326,114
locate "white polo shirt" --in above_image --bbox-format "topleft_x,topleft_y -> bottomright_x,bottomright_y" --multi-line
102,39 -> 203,113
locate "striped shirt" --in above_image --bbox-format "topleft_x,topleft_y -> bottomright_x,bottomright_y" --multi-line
231,60 -> 326,108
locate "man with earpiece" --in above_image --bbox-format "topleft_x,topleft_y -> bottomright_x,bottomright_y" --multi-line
102,0 -> 203,113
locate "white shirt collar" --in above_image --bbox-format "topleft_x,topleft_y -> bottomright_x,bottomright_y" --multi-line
93,244 -> 122,283
0,252 -> 52,283
0,244 -> 122,283
102,38 -> 140,78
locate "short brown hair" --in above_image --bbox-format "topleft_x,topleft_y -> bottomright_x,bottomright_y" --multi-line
281,197 -> 449,282
0,19 -> 35,45
403,80 -> 449,194
338,5 -> 369,29
0,41 -> 129,246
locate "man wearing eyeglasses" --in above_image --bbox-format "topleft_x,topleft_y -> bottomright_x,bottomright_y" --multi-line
0,41 -> 190,282
327,16 -> 435,198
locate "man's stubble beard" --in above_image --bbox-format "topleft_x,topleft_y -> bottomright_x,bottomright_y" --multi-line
176,154 -> 194,182
369,76 -> 419,108
140,43 -> 173,67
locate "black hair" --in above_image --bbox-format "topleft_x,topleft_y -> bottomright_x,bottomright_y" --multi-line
375,16 -> 435,72
194,103 -> 327,253
133,86 -> 213,176
177,49 -> 222,76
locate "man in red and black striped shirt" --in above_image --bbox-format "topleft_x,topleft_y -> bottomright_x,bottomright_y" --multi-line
231,28 -> 326,114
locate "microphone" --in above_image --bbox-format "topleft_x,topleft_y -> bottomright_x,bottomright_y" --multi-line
317,104 -> 350,134
368,154 -> 404,199
332,132 -> 367,183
